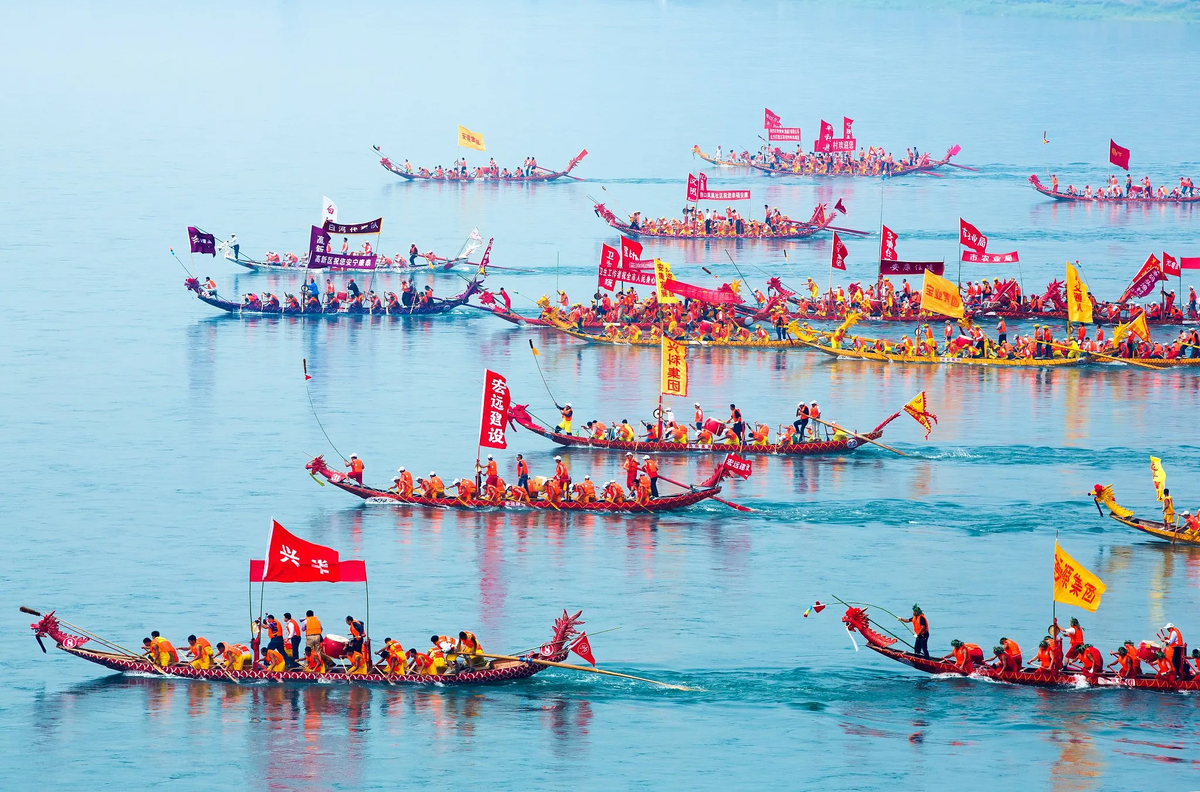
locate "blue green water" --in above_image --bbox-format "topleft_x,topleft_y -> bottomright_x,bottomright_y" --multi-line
3,2 -> 1200,788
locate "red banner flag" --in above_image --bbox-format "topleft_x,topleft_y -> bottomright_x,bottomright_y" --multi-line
478,237 -> 494,271
571,633 -> 596,666
1119,254 -> 1167,302
764,108 -> 781,129
959,219 -> 987,253
688,172 -> 750,202
663,279 -> 744,305
598,244 -> 621,291
1182,257 -> 1200,270
819,120 -> 834,141
478,370 -> 511,449
831,232 -> 848,271
1109,139 -> 1130,171
260,520 -> 342,583
1163,252 -> 1180,277
880,226 -> 898,261
620,236 -> 652,269
768,127 -> 801,142
721,453 -> 753,480
250,559 -> 366,583
960,251 -> 1019,264
880,261 -> 945,276
843,117 -> 854,138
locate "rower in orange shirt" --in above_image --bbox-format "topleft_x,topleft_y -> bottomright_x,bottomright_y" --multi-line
573,475 -> 596,503
671,422 -> 689,444
452,478 -> 477,501
395,467 -> 413,496
635,472 -> 652,505
346,453 -> 364,484
642,455 -> 658,498
944,640 -> 977,673
622,453 -> 639,489
553,455 -> 570,488
1079,644 -> 1105,682
544,476 -> 563,506
1108,646 -> 1137,678
1033,640 -> 1054,671
506,483 -> 530,504
994,637 -> 1022,671
603,480 -> 625,504
427,472 -> 445,498
485,476 -> 506,504
484,455 -> 498,487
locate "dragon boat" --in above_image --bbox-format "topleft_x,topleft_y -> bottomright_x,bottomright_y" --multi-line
507,403 -> 899,457
551,324 -> 813,350
24,605 -> 585,687
184,277 -> 483,317
305,455 -> 730,513
802,338 -> 1088,368
375,146 -> 587,182
220,230 -> 485,274
691,146 -> 751,168
842,606 -> 1198,692
1094,485 -> 1200,545
1029,174 -> 1200,204
592,202 -> 866,241
749,146 -> 967,178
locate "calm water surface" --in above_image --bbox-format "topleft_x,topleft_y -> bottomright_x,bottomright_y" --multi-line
3,2 -> 1199,788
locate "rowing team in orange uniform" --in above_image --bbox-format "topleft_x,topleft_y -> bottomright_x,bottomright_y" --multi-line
568,401 -> 840,446
903,608 -> 1196,682
383,453 -> 666,504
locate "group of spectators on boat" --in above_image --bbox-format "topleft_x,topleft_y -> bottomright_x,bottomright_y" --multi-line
396,156 -> 545,180
1047,173 -> 1195,200
139,612 -> 488,677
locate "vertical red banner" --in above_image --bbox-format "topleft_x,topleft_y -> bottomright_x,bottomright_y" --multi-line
478,370 -> 511,449
831,233 -> 848,270
880,226 -> 898,261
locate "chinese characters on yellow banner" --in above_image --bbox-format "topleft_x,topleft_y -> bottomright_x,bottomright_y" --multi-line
661,337 -> 688,397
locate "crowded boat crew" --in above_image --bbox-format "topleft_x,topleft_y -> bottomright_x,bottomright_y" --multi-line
593,201 -> 848,240
1031,173 -> 1198,201
137,610 -> 492,677
694,143 -> 952,177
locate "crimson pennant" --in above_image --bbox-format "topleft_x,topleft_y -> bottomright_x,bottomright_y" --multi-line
1109,139 -> 1130,171
764,107 -> 781,129
262,520 -> 341,582
831,233 -> 848,271
958,219 -> 987,254
1163,252 -> 1180,277
478,370 -> 511,449
571,633 -> 596,666
722,453 -> 753,480
880,226 -> 898,262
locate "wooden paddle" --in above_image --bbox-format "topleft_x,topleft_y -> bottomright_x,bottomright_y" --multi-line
655,473 -> 752,512
807,416 -> 907,457
482,652 -> 695,691
1045,340 -> 1163,370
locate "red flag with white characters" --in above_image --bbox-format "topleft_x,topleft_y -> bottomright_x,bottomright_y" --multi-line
721,453 -> 753,480
1118,254 -> 1167,302
262,520 -> 342,582
478,370 -> 511,449
598,244 -> 621,291
959,219 -> 987,254
571,633 -> 596,666
880,226 -> 898,261
1109,139 -> 1130,171
620,236 -> 651,269
831,233 -> 848,271
1163,252 -> 1180,277
764,108 -> 781,129
819,120 -> 835,142
843,117 -> 854,138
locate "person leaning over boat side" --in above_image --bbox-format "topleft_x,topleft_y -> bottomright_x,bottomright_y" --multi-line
898,605 -> 931,659
185,635 -> 213,670
144,631 -> 179,666
943,640 -> 977,673
216,641 -> 252,671
1108,645 -> 1138,678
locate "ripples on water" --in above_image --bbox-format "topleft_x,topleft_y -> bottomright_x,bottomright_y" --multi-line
4,0 -> 1200,788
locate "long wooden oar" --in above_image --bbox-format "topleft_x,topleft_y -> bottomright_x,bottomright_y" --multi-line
1045,340 -> 1163,370
808,416 -> 907,456
655,473 -> 752,512
482,652 -> 695,691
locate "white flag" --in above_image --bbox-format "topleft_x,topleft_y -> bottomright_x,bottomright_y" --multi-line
321,196 -> 338,225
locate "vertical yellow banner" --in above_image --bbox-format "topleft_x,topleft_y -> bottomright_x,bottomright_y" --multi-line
1066,262 -> 1093,323
654,258 -> 679,304
661,337 -> 688,397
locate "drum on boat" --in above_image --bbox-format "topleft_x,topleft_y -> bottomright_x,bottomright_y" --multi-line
323,634 -> 350,658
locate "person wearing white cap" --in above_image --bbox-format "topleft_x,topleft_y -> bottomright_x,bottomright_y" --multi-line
424,471 -> 445,499
483,454 -> 498,488
693,403 -> 704,430
346,453 -> 364,484
553,455 -> 570,490
394,467 -> 413,497
793,402 -> 810,439
555,403 -> 573,435
642,455 -> 659,498
575,474 -> 596,503
622,452 -> 639,490
1163,623 -> 1186,677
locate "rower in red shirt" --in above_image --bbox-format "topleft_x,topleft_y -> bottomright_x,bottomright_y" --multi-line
347,453 -> 364,484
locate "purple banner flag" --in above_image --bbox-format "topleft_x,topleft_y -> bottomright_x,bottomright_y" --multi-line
308,252 -> 378,271
879,260 -> 944,276
323,218 -> 383,235
188,227 -> 216,256
308,225 -> 331,256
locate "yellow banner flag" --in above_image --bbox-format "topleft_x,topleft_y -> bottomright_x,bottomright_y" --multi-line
661,336 -> 688,397
1065,261 -> 1093,324
654,258 -> 679,304
902,391 -> 938,439
919,270 -> 964,318
457,125 -> 485,151
1112,312 -> 1150,345
1151,456 -> 1166,501
1053,541 -> 1106,612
